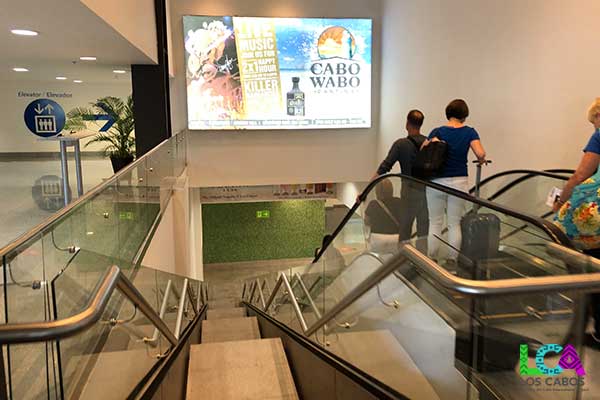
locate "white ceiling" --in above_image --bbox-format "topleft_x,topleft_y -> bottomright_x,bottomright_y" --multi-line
0,0 -> 156,83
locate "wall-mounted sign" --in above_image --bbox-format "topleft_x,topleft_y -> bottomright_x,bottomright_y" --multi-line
200,183 -> 336,204
183,16 -> 372,130
256,210 -> 270,219
23,98 -> 65,137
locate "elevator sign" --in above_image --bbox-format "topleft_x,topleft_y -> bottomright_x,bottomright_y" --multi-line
24,99 -> 66,138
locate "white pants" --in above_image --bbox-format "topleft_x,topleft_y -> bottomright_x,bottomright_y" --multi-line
426,177 -> 469,260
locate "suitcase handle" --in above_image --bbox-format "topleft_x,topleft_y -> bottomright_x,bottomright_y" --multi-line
472,159 -> 492,200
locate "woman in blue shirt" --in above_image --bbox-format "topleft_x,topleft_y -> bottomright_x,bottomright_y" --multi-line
424,99 -> 486,262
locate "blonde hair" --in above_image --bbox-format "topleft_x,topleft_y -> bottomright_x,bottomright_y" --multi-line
588,98 -> 600,123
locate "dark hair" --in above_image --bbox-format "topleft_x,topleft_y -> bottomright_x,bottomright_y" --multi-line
445,99 -> 469,121
406,109 -> 424,128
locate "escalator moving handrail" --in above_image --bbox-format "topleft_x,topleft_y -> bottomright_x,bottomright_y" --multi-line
468,169 -> 571,200
313,173 -> 573,263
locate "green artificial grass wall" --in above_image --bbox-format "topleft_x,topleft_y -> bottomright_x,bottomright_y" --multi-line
202,200 -> 325,264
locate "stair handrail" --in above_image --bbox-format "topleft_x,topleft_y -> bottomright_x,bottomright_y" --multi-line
0,265 -> 178,346
0,131 -> 185,261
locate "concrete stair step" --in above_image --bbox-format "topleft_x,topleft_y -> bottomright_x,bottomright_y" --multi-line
77,348 -> 157,400
207,307 -> 246,320
187,338 -> 299,400
209,298 -> 239,309
201,317 -> 260,343
327,329 -> 441,400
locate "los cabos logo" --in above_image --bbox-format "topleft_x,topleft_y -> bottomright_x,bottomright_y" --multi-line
519,344 -> 587,391
519,344 -> 585,376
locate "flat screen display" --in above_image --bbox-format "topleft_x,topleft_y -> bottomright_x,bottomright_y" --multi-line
183,16 -> 372,130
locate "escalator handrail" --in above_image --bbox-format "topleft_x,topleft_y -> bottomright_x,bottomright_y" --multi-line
468,169 -> 571,200
313,173 -> 573,263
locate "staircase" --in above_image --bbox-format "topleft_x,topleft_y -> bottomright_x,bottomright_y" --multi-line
186,298 -> 299,400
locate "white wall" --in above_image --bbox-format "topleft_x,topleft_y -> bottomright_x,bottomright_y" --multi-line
380,0 -> 600,179
80,0 -> 158,63
168,0 -> 382,187
0,79 -> 131,153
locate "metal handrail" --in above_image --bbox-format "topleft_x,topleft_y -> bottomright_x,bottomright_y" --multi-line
313,172 -> 573,264
261,243 -> 600,338
0,266 -> 178,345
0,131 -> 185,259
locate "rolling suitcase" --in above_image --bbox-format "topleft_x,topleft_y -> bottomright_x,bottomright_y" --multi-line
458,161 -> 500,278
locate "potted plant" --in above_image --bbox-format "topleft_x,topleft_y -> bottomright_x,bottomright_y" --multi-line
65,95 -> 135,172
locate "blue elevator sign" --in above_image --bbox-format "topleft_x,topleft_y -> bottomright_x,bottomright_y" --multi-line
24,99 -> 66,137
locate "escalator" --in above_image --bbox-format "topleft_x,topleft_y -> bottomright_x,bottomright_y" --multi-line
243,173 -> 600,400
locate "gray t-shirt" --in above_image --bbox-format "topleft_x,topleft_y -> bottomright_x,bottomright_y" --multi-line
377,134 -> 427,176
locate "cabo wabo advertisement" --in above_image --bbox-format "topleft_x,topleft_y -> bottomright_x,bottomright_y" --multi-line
183,16 -> 372,130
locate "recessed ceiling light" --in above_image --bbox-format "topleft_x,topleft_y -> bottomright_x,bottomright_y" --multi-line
113,69 -> 127,74
56,76 -> 67,80
11,29 -> 38,36
73,80 -> 83,83
12,67 -> 29,72
79,56 -> 96,61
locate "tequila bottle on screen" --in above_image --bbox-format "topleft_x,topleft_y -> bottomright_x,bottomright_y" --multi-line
287,77 -> 305,117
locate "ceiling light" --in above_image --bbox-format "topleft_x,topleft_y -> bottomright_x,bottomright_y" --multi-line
113,69 -> 127,74
56,76 -> 67,80
73,80 -> 83,83
79,56 -> 96,61
11,29 -> 38,36
12,67 -> 29,72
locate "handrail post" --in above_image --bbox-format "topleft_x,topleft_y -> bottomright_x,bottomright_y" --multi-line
115,269 -> 178,346
294,273 -> 322,320
264,276 -> 283,312
256,278 -> 266,309
241,282 -> 247,300
187,282 -> 198,315
174,279 -> 188,339
145,280 -> 172,343
249,281 -> 257,305
280,273 -> 309,333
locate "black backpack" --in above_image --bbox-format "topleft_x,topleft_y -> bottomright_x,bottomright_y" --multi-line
409,136 -> 448,179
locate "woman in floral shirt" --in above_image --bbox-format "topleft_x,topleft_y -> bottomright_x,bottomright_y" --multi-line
554,98 -> 600,250
554,98 -> 600,348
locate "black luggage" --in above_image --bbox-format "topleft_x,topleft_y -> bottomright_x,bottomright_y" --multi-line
458,161 -> 500,277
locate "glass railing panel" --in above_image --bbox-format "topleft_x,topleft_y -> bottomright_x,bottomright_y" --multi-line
114,160 -> 157,276
55,288 -> 162,399
3,233 -> 65,400
146,139 -> 176,211
476,172 -> 568,220
315,253 -> 477,400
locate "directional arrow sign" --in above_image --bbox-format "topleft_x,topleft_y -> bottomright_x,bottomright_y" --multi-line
83,114 -> 116,132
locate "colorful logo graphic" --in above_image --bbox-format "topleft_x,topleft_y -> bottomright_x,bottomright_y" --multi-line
520,344 -> 585,376
317,26 -> 357,60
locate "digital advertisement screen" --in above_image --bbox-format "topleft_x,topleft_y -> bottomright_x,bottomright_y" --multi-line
183,16 -> 372,130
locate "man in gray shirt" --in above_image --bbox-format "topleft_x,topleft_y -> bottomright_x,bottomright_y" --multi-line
374,110 -> 429,243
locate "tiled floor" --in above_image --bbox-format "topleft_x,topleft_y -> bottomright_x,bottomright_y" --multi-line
0,158 -> 113,248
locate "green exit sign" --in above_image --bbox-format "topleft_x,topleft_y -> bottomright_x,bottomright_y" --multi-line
119,211 -> 135,220
256,210 -> 270,219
